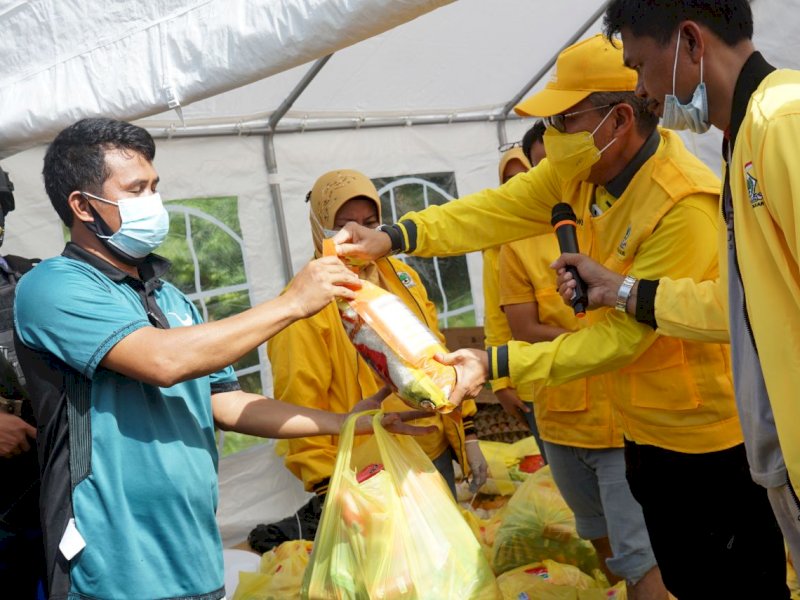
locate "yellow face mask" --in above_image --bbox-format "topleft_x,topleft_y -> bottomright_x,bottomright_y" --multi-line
543,106 -> 617,181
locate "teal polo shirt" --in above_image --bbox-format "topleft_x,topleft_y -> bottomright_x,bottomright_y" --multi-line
15,243 -> 239,600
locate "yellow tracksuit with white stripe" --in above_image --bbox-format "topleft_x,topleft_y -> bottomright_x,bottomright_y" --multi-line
499,234 -> 621,449
395,129 -> 741,453
482,246 -> 513,393
268,257 -> 476,493
653,67 -> 800,498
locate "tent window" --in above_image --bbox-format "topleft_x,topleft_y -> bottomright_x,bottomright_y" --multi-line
162,196 -> 265,456
372,173 -> 476,328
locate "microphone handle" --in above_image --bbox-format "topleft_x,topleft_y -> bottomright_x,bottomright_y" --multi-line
565,265 -> 588,317
554,226 -> 589,317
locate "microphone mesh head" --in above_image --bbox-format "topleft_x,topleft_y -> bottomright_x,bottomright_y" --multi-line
551,202 -> 576,227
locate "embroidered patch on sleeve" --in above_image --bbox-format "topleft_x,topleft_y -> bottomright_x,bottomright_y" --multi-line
745,162 -> 764,208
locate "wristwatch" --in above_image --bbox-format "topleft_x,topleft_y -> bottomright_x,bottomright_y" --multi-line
615,274 -> 637,313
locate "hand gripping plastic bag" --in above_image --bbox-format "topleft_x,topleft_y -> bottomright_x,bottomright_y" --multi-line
323,239 -> 457,412
302,411 -> 500,600
490,467 -> 600,577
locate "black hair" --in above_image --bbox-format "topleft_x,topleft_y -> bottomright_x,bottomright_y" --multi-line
588,91 -> 659,137
604,0 -> 753,46
42,118 -> 156,226
521,121 -> 547,163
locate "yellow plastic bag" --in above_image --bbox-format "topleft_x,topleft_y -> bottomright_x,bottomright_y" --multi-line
232,540 -> 313,600
491,467 -> 600,576
323,238 -> 456,412
478,438 -> 543,495
302,411 -> 500,599
496,560 -> 625,600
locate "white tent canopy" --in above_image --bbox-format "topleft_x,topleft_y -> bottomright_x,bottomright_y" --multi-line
2,0 -> 797,546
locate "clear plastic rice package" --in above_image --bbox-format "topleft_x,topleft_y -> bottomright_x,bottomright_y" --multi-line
323,238 -> 457,412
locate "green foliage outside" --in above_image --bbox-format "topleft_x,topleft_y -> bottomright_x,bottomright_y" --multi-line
161,196 -> 266,457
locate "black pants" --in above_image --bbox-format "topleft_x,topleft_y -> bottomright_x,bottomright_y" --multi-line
625,441 -> 788,600
1,453 -> 46,600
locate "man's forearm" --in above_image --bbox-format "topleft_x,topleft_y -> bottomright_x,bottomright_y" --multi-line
102,294 -> 306,387
214,391 -> 345,438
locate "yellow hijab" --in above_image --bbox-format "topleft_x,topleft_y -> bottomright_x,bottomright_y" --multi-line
497,147 -> 531,184
308,169 -> 383,284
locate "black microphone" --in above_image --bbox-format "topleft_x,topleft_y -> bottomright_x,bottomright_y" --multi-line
551,203 -> 588,318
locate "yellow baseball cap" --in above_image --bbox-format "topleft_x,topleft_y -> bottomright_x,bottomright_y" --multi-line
514,34 -> 636,118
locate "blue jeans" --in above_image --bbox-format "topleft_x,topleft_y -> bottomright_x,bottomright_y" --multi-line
543,441 -> 655,583
522,402 -> 548,464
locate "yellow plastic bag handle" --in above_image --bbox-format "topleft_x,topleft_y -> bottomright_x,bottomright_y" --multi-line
330,409 -> 382,484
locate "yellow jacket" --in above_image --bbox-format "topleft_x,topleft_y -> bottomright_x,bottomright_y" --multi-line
482,246 -> 513,393
499,234 -> 621,448
268,257 -> 477,492
654,67 -> 800,494
395,129 -> 741,453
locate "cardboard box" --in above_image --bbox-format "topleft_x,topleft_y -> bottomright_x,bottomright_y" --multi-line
442,326 -> 486,352
441,326 -> 496,404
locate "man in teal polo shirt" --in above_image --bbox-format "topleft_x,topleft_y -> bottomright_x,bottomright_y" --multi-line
14,117 -> 428,600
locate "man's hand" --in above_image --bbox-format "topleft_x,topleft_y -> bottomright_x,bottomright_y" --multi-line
494,387 -> 530,428
332,222 -> 393,263
552,253 -> 624,310
0,412 -> 36,458
351,387 -> 438,436
465,437 -> 489,493
435,349 -> 488,408
284,256 -> 362,318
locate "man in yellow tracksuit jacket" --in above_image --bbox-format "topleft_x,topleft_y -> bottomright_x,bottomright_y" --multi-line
499,231 -> 666,596
551,0 -> 800,581
254,170 -> 485,551
483,146 -> 550,456
334,34 -> 788,599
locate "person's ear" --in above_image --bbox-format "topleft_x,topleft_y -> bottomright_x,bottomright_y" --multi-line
680,21 -> 705,65
68,191 -> 93,223
612,102 -> 635,135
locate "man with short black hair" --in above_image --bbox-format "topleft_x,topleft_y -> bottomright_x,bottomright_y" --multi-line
554,0 -> 800,584
17,117 -> 428,600
521,120 -> 546,167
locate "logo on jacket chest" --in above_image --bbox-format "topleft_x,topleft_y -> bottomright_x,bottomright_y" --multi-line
744,162 -> 764,208
616,224 -> 633,259
396,271 -> 415,288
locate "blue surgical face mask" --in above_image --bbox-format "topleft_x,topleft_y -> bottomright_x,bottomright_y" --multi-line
661,29 -> 710,134
82,191 -> 170,263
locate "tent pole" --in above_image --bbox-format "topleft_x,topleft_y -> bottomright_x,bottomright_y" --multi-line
494,0 -> 613,146
264,54 -> 334,284
148,111 -> 514,138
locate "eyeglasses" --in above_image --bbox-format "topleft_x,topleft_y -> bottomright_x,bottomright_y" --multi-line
543,103 -> 617,133
498,140 -> 522,152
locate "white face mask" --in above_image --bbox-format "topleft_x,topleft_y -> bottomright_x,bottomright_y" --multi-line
661,29 -> 710,134
83,191 -> 170,260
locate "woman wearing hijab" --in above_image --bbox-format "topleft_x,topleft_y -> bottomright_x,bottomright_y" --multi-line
249,170 -> 486,552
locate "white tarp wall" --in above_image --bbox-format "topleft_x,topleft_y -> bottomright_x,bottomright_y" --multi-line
0,0 -> 453,157
2,0 -> 799,545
